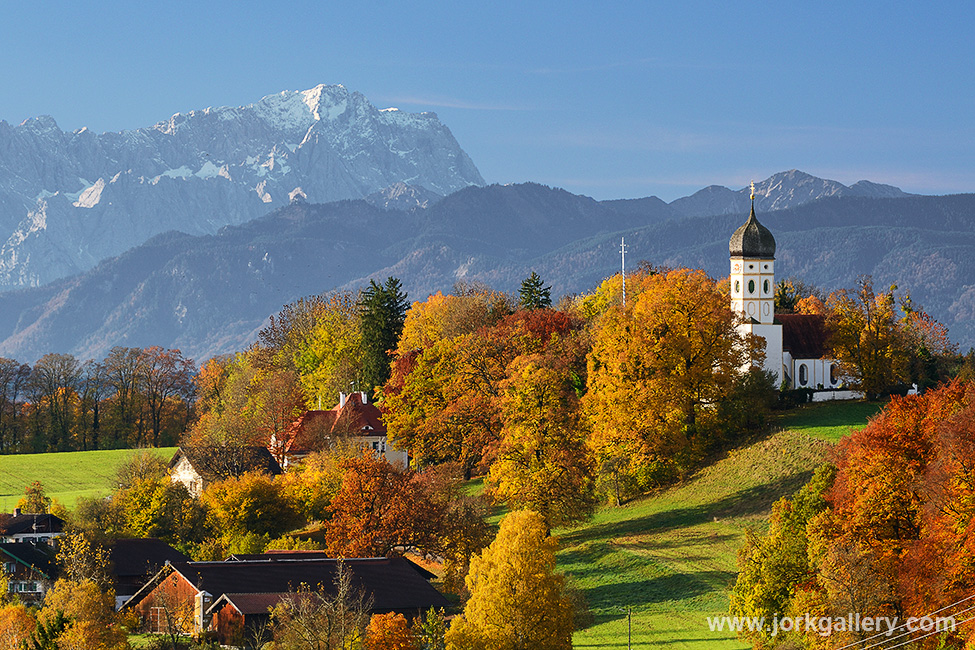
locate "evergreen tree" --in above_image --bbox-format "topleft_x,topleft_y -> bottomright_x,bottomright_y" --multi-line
518,271 -> 552,310
360,277 -> 409,394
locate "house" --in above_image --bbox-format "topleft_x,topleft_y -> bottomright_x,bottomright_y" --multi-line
123,556 -> 449,645
169,446 -> 283,498
0,509 -> 65,544
729,187 -> 855,400
109,538 -> 190,610
272,392 -> 409,469
1,542 -> 57,603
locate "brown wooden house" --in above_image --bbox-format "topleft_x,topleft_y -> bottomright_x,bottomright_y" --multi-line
1,542 -> 56,603
123,555 -> 448,645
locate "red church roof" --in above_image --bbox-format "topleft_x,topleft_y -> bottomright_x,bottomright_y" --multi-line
777,313 -> 828,359
276,392 -> 387,459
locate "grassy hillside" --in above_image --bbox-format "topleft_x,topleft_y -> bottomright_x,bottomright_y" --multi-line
0,447 -> 177,511
559,400 -> 879,648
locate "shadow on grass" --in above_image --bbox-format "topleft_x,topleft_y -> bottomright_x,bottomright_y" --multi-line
561,470 -> 814,548
584,570 -> 731,612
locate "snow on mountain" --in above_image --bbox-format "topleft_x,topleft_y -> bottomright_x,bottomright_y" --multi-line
0,84 -> 484,288
669,169 -> 911,217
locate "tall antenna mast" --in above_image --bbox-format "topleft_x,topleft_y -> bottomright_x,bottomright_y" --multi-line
620,237 -> 627,307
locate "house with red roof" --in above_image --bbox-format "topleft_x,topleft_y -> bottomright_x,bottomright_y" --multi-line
272,391 -> 409,469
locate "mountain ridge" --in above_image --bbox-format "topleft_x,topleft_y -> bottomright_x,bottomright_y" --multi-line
0,84 -> 484,288
0,180 -> 972,363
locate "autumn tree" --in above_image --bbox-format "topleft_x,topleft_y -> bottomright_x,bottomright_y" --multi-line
730,464 -> 835,648
291,291 -> 364,407
325,453 -> 439,557
29,353 -> 82,451
825,276 -> 911,399
0,358 -> 30,453
0,602 -> 36,649
17,480 -> 51,513
365,612 -> 420,650
445,510 -> 574,650
489,354 -> 595,530
36,578 -> 129,650
270,561 -> 372,650
117,477 -> 206,546
138,346 -> 196,446
360,277 -> 409,395
585,268 -> 762,485
202,471 -> 302,545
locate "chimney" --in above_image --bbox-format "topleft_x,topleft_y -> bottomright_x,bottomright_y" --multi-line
360,391 -> 368,405
339,392 -> 347,408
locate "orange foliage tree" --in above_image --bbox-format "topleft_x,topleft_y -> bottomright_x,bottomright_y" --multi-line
365,612 -> 420,650
325,453 -> 440,557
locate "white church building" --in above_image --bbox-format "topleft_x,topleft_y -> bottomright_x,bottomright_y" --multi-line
728,190 -> 855,400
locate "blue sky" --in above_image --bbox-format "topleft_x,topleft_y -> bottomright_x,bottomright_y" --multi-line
2,1 -> 972,201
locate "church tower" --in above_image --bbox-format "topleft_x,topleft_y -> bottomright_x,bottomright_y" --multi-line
730,184 -> 784,385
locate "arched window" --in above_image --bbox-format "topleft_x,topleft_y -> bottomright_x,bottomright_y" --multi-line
799,364 -> 808,386
748,279 -> 755,294
735,280 -> 740,294
763,279 -> 770,293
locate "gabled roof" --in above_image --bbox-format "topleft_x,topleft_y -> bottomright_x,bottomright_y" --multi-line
226,550 -> 331,562
0,512 -> 64,536
209,592 -> 294,616
109,538 -> 190,578
279,392 -> 387,457
777,313 -> 829,359
124,557 -> 449,614
0,542 -> 56,579
169,446 -> 282,481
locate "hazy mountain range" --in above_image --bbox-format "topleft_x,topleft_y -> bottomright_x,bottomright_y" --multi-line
0,175 -> 972,363
0,84 -> 482,288
0,85 -> 971,363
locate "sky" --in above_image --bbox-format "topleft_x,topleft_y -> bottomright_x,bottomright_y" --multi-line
1,1 -> 972,202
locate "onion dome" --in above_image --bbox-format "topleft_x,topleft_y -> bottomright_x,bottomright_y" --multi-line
729,200 -> 776,258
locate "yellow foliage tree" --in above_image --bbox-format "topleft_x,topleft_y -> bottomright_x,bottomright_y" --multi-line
585,268 -> 761,483
445,510 -> 573,650
826,277 -> 910,400
0,602 -> 35,649
38,579 -> 129,650
488,354 -> 595,530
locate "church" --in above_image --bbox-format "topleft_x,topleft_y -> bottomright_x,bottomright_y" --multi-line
728,186 -> 853,398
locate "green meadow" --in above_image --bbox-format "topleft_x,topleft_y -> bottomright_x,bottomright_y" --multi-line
559,399 -> 878,649
0,400 -> 878,649
0,447 -> 177,511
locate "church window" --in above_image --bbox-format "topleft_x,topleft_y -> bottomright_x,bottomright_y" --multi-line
747,280 -> 755,294
734,280 -> 740,293
799,364 -> 808,386
763,279 -> 769,293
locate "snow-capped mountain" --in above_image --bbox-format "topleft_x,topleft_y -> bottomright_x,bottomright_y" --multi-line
0,84 -> 484,288
669,169 -> 910,217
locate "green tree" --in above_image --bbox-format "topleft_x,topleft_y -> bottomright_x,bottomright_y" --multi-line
518,271 -> 552,310
445,510 -> 574,650
360,277 -> 409,394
